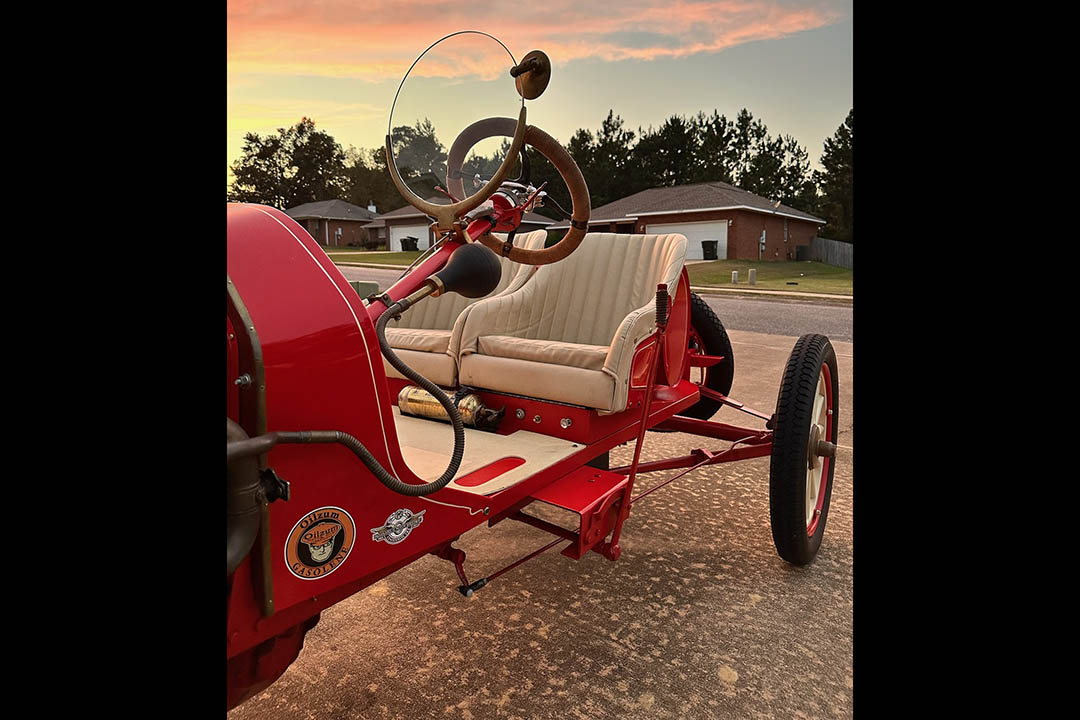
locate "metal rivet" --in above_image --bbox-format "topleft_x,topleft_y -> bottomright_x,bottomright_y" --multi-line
234,374 -> 252,388
533,414 -> 541,424
560,418 -> 572,428
515,409 -> 525,420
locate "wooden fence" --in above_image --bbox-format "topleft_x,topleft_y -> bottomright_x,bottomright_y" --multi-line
810,236 -> 853,269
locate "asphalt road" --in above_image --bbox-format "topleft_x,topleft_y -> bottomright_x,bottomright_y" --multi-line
334,264 -> 853,343
229,328 -> 854,720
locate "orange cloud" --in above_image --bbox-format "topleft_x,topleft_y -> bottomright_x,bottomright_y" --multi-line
227,1 -> 846,80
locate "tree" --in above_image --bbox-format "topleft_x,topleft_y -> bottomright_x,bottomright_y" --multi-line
342,146 -> 408,214
815,109 -> 853,242
591,111 -> 638,207
389,118 -> 446,184
228,118 -> 349,209
632,115 -> 699,188
691,111 -> 735,184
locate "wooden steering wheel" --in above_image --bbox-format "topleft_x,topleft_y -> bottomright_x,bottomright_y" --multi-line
444,116 -> 591,265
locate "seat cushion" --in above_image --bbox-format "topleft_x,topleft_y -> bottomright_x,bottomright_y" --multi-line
383,348 -> 457,388
476,335 -> 608,371
458,353 -> 616,411
385,328 -> 451,354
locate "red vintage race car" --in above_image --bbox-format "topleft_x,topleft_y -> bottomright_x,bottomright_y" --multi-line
226,32 -> 839,711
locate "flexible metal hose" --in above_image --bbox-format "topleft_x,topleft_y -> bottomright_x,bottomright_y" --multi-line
276,298 -> 464,497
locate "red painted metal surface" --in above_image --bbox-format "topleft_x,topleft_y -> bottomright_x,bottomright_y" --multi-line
530,465 -> 631,560
652,415 -> 771,443
227,614 -> 320,710
612,443 -> 772,476
531,466 -> 629,513
697,387 -> 774,423
687,353 -> 726,368
454,456 -> 526,487
663,271 -> 691,383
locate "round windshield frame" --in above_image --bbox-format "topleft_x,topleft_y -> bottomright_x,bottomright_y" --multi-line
387,30 -> 523,180
383,30 -> 529,233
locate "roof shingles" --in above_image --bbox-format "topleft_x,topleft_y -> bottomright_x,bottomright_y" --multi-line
549,181 -> 824,228
285,199 -> 376,222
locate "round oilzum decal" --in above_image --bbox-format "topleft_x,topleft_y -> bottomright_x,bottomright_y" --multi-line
284,506 -> 355,581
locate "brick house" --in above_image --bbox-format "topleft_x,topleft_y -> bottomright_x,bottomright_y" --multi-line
376,197 -> 555,251
548,181 -> 826,261
285,199 -> 379,248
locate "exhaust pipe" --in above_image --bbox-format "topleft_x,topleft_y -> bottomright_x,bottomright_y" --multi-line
228,418 -> 264,575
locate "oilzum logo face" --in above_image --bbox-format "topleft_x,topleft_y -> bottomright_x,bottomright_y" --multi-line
284,507 -> 355,580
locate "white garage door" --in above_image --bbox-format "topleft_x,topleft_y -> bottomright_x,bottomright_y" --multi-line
389,224 -> 431,252
645,221 -> 727,261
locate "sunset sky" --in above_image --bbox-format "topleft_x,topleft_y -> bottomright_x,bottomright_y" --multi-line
227,0 -> 852,190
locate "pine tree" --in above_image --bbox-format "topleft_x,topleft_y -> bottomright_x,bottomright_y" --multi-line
815,109 -> 853,242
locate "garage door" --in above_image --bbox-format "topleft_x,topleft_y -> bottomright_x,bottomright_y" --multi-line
645,221 -> 727,261
389,224 -> 431,252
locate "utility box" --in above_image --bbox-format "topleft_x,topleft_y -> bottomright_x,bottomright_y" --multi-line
349,280 -> 380,298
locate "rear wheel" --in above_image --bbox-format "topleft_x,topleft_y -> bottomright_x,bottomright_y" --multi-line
769,334 -> 839,566
680,292 -> 734,420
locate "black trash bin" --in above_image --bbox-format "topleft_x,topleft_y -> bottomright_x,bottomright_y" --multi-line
400,236 -> 419,252
701,240 -> 718,260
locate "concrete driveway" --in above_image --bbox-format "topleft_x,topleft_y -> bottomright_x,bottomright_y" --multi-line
229,328 -> 853,720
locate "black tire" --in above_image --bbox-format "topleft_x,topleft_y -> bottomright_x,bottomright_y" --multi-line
680,292 -> 735,420
769,334 -> 839,566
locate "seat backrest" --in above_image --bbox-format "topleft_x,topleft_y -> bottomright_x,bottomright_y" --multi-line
473,232 -> 688,346
389,230 -> 549,331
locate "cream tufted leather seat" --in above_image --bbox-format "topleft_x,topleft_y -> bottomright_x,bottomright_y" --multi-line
383,230 -> 549,387
457,232 -> 688,413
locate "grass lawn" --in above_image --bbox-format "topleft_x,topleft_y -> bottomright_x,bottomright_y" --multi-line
687,260 -> 852,295
325,249 -> 423,266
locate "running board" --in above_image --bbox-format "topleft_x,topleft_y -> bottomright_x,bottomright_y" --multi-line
519,466 -> 631,561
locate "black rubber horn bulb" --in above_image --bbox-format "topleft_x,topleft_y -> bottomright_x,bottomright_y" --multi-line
433,243 -> 503,298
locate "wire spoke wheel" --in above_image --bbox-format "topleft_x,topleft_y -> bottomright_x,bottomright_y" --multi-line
769,334 -> 839,566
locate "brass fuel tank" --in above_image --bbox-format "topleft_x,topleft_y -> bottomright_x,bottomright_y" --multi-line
397,386 -> 504,431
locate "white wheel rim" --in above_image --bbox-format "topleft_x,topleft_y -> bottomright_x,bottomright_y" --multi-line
805,368 -> 829,530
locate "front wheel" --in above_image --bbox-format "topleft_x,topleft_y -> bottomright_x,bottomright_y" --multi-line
769,334 -> 839,566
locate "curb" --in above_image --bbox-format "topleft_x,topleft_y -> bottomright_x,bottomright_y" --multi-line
333,262 -> 412,270
690,285 -> 852,303
332,262 -> 853,304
